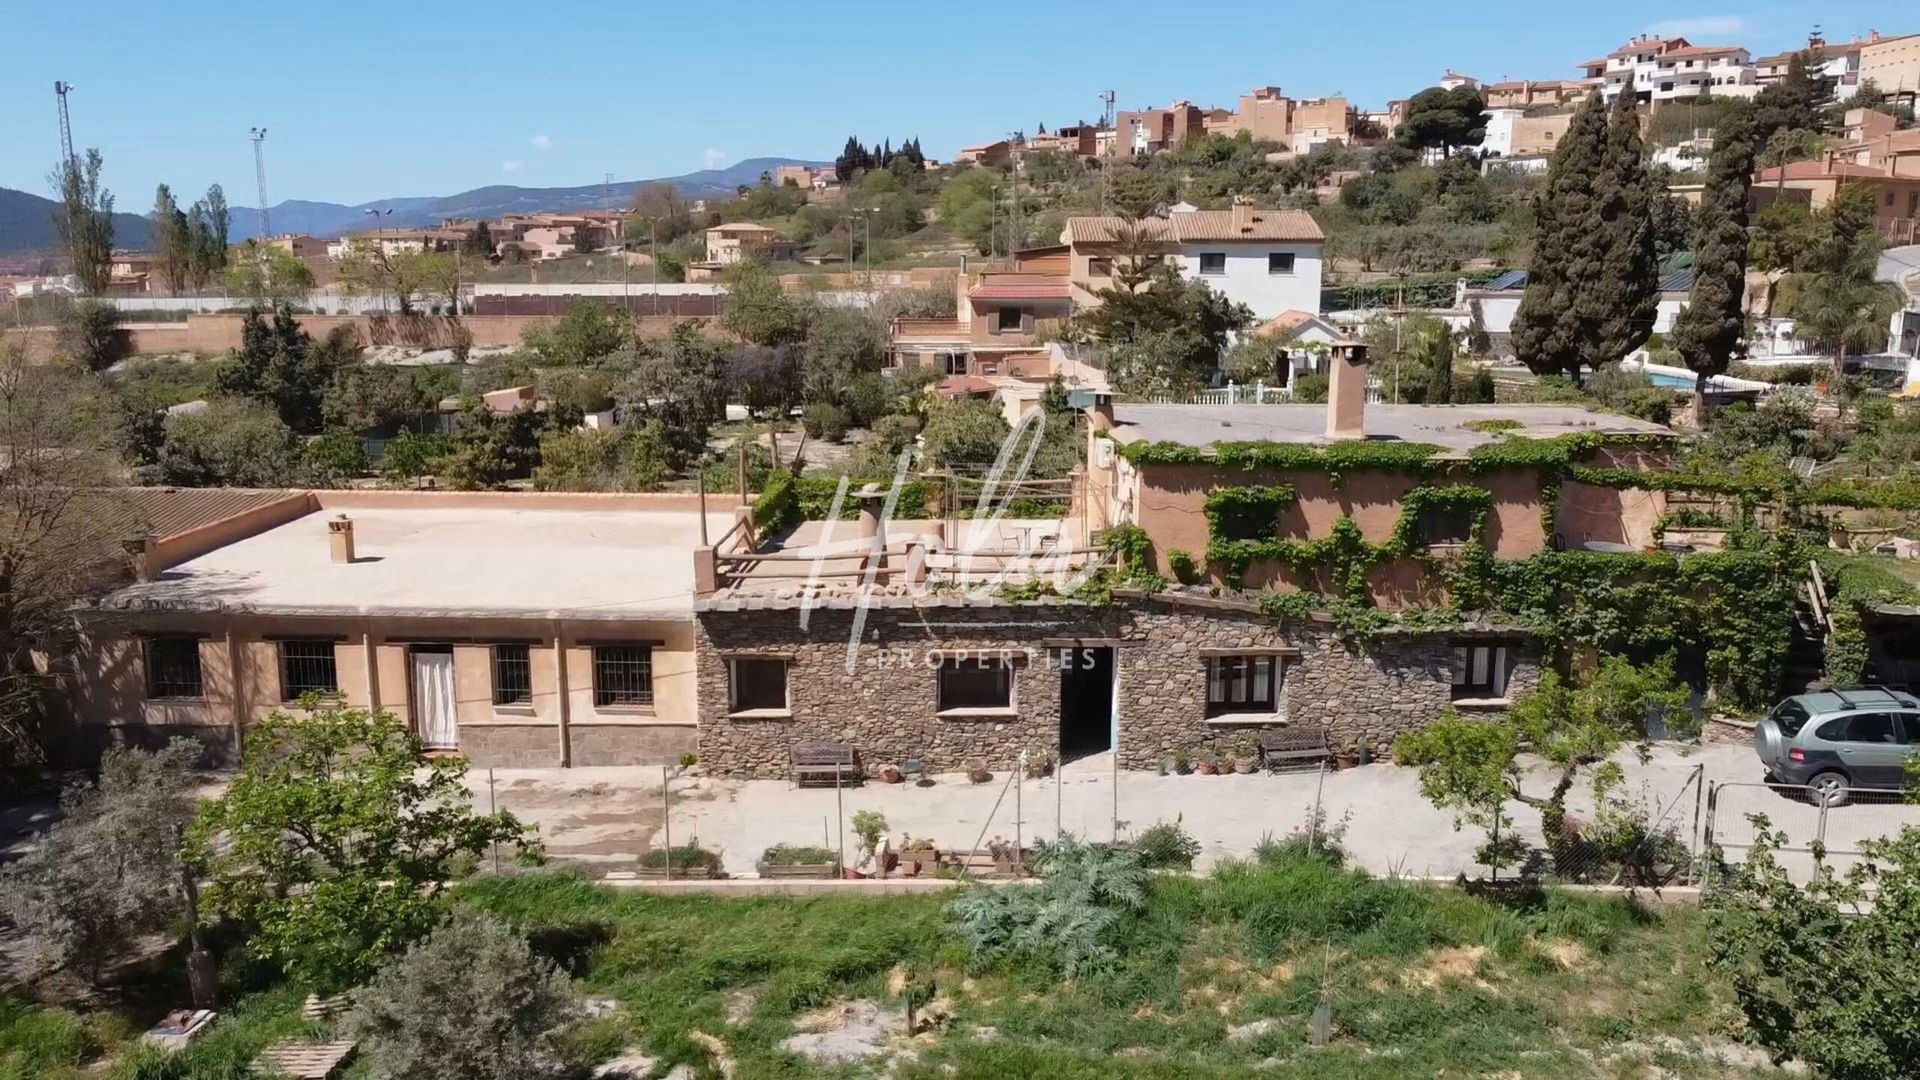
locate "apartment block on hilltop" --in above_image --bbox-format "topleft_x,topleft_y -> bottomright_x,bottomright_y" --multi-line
1482,79 -> 1594,109
1061,201 -> 1325,321
1857,32 -> 1920,104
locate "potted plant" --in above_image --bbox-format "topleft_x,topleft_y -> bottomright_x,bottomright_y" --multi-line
967,765 -> 993,784
878,763 -> 905,784
988,835 -> 1027,877
1024,753 -> 1055,779
1194,748 -> 1220,776
898,834 -> 937,877
1334,739 -> 1360,770
638,841 -> 724,879
756,843 -> 839,878
1231,736 -> 1260,774
1171,748 -> 1192,775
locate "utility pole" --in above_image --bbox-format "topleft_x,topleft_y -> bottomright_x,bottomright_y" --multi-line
250,128 -> 271,239
53,81 -> 76,171
1007,130 -> 1021,256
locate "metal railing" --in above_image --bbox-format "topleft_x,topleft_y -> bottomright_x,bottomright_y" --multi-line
1144,380 -> 1384,406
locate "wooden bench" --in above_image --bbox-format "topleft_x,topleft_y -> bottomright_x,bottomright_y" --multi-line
790,741 -> 861,787
1259,727 -> 1330,772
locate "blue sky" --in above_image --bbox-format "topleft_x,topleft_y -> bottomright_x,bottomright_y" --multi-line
4,1 -> 1912,207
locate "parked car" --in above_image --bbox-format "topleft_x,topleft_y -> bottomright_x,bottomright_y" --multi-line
1753,687 -> 1920,806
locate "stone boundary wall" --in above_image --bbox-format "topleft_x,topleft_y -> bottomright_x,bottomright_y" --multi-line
695,598 -> 1538,778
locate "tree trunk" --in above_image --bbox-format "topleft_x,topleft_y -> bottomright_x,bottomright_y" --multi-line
1692,371 -> 1710,429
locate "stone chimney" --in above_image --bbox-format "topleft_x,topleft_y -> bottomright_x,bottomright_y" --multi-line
327,514 -> 356,564
1231,197 -> 1257,234
1325,340 -> 1370,440
1087,392 -> 1116,433
122,530 -> 156,583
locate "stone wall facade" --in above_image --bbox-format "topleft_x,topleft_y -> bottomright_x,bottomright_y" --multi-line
694,595 -> 1538,778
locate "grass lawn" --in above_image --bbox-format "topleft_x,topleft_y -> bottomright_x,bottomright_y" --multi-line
2,851 -> 1776,1078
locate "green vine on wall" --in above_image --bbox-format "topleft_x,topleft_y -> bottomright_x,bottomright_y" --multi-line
1202,484 -> 1297,541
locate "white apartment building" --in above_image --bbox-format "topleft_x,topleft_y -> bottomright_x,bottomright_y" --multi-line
1586,37 -> 1759,105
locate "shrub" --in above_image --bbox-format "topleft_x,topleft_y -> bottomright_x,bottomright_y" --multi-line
1292,373 -> 1330,403
802,401 -> 850,442
1130,817 -> 1201,870
56,299 -> 121,371
380,431 -> 451,481
760,844 -> 838,867
944,836 -> 1146,977
1254,806 -> 1352,868
639,844 -> 723,872
0,999 -> 97,1077
1165,548 -> 1201,585
346,912 -> 578,1080
851,810 -> 889,854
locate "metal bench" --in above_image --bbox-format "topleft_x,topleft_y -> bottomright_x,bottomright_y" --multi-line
790,741 -> 861,787
1258,726 -> 1330,772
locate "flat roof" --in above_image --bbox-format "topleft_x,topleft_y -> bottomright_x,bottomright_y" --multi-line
1109,403 -> 1670,453
98,506 -> 736,621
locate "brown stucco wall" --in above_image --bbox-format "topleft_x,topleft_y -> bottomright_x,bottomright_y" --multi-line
694,598 -> 1537,777
64,612 -> 701,768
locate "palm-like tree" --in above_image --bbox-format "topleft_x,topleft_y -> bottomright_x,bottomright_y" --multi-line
1784,184 -> 1905,382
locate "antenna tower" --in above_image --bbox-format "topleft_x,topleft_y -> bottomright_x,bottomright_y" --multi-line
1098,89 -> 1116,128
250,127 -> 271,238
54,81 -> 76,170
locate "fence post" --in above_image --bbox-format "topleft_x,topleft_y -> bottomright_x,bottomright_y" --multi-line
1226,381 -> 1238,405
1815,795 -> 1829,850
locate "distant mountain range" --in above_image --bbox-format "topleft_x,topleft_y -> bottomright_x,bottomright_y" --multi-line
0,157 -> 822,254
0,186 -> 153,255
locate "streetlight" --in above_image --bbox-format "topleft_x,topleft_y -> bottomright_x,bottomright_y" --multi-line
363,208 -> 393,314
853,206 -> 879,290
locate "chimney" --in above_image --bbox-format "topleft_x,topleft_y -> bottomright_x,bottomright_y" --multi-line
1087,392 -> 1116,433
1325,340 -> 1370,440
854,484 -> 889,583
327,514 -> 356,564
1231,197 -> 1257,234
122,529 -> 156,582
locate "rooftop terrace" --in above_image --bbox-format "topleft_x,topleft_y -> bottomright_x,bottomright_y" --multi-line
99,503 -> 735,621
1108,403 -> 1671,453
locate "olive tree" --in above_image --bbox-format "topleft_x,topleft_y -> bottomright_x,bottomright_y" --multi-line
0,740 -> 200,984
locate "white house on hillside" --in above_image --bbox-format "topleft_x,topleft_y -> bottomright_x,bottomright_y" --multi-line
1062,202 -> 1325,321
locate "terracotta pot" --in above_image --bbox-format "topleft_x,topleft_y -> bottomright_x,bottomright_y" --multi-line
1232,758 -> 1258,774
1334,753 -> 1359,770
880,767 -> 904,784
1195,761 -> 1219,776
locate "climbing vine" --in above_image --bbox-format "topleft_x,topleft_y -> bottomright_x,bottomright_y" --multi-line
1202,485 -> 1297,541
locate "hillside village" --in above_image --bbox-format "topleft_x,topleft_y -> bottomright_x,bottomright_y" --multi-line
5,14 -> 1920,1080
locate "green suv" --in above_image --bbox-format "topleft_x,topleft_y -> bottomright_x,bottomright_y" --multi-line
1753,688 -> 1920,806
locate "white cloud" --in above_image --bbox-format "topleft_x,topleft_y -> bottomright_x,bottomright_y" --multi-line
1647,15 -> 1747,39
703,147 -> 728,169
530,134 -> 553,151
501,160 -> 524,172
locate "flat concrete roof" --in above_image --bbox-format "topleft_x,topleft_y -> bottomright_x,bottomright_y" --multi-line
98,506 -> 737,621
1109,404 -> 1670,453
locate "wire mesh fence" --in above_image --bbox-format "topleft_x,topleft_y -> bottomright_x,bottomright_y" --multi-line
1703,781 -> 1920,885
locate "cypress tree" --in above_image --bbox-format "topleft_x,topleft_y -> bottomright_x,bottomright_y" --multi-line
1670,102 -> 1756,427
1583,94 -> 1659,374
1511,92 -> 1608,379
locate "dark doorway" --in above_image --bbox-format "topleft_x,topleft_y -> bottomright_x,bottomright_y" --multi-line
1059,647 -> 1115,762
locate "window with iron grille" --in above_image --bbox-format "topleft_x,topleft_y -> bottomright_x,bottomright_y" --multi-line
279,640 -> 339,700
593,645 -> 654,707
491,643 -> 532,706
1198,252 -> 1227,275
146,636 -> 204,699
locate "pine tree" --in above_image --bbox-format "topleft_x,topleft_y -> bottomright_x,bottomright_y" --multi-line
1584,94 -> 1659,373
1511,93 -> 1608,379
835,136 -> 863,183
1670,102 -> 1756,426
